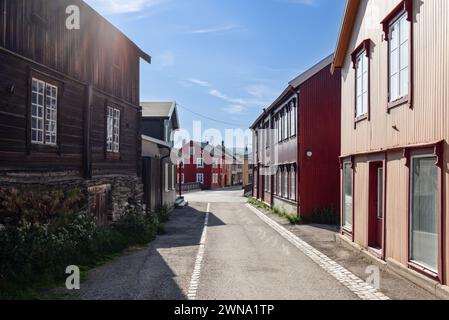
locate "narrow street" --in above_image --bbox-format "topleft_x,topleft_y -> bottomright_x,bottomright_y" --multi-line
69,188 -> 361,300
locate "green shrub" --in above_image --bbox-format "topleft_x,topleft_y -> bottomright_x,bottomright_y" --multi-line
0,205 -> 160,299
156,205 -> 170,223
248,198 -> 302,225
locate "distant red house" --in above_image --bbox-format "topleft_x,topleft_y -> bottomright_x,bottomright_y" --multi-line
250,54 -> 341,222
178,141 -> 226,190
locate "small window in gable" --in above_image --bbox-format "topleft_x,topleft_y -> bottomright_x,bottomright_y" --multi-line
351,40 -> 371,122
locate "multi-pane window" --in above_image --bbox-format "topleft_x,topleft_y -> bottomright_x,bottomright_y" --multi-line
410,156 -> 438,272
283,112 -> 288,141
31,78 -> 58,145
283,168 -> 288,199
212,173 -> 218,184
389,12 -> 409,102
196,173 -> 204,184
107,107 -> 120,153
290,102 -> 296,137
343,162 -> 353,231
197,158 -> 204,168
355,51 -> 369,117
290,165 -> 296,201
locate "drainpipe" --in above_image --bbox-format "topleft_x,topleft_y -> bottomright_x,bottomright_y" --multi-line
160,145 -> 171,209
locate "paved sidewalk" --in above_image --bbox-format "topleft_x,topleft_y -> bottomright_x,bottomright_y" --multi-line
252,205 -> 438,300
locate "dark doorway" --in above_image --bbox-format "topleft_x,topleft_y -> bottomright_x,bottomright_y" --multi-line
368,162 -> 384,253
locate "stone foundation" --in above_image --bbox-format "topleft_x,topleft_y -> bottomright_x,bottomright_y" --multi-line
0,173 -> 143,225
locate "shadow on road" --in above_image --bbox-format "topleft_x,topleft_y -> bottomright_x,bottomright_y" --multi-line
56,205 -> 213,300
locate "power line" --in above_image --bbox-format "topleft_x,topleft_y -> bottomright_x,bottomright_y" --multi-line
176,103 -> 250,128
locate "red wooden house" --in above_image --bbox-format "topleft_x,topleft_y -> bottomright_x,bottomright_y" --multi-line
251,54 -> 341,221
178,141 -> 226,190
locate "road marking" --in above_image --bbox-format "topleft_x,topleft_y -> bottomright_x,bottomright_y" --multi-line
187,203 -> 210,300
246,204 -> 390,301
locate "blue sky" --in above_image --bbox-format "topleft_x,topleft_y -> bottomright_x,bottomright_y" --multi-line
84,0 -> 345,147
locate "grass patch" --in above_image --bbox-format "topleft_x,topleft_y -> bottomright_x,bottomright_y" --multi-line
248,198 -> 302,225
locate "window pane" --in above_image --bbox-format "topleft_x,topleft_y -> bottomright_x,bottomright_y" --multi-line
390,73 -> 399,101
411,157 -> 438,272
400,15 -> 409,44
343,163 -> 353,229
363,92 -> 369,115
390,24 -> 399,50
400,67 -> 409,98
400,41 -> 409,70
390,48 -> 399,74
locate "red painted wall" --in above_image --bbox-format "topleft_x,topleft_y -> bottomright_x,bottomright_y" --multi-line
179,141 -> 226,190
298,66 -> 341,218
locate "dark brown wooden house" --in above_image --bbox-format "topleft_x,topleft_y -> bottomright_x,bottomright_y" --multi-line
0,0 -> 151,223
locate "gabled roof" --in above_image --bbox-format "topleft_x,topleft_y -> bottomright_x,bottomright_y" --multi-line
82,0 -> 151,63
141,101 -> 180,129
289,54 -> 334,88
331,0 -> 361,73
250,54 -> 334,129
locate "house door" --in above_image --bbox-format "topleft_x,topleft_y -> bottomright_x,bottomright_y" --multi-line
368,162 -> 384,251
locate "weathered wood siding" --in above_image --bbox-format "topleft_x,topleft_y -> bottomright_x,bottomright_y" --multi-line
0,0 -> 140,104
0,0 -> 143,178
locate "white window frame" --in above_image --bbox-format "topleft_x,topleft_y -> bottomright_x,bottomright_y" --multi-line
212,173 -> 218,184
107,106 -> 120,153
291,102 -> 296,137
31,78 -> 58,146
355,50 -> 369,118
409,154 -> 439,273
389,12 -> 409,102
283,168 -> 288,199
197,158 -> 204,168
196,173 -> 204,184
290,165 -> 296,201
342,162 -> 353,231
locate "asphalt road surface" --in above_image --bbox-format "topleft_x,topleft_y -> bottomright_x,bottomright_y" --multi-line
71,188 -> 358,300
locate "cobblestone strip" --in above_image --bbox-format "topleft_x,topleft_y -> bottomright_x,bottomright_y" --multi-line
187,203 -> 210,300
246,204 -> 390,301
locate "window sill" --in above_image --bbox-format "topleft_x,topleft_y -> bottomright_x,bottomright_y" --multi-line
388,95 -> 410,111
408,261 -> 440,283
341,227 -> 353,237
355,114 -> 368,123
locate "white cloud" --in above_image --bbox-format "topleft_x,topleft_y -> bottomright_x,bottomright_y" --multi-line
209,89 -> 246,105
188,24 -> 241,34
223,105 -> 247,114
189,78 -> 212,87
84,0 -> 164,14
